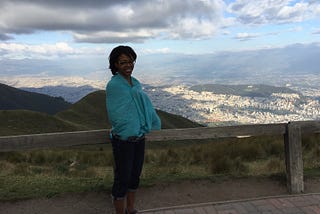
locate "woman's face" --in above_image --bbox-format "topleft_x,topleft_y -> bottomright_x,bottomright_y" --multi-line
115,54 -> 135,79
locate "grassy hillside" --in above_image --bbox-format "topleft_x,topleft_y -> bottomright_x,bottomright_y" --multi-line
55,90 -> 109,130
0,83 -> 71,115
0,110 -> 79,136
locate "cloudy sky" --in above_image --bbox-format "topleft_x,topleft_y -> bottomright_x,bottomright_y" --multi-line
0,0 -> 319,87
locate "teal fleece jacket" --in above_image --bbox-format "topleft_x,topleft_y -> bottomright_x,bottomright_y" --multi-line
106,74 -> 161,140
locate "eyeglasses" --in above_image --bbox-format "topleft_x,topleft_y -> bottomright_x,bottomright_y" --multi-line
118,60 -> 135,66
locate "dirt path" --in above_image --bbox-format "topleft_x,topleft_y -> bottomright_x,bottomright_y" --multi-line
1,177 -> 320,214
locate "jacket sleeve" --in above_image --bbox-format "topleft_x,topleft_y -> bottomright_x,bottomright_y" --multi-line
106,81 -> 129,128
151,109 -> 161,130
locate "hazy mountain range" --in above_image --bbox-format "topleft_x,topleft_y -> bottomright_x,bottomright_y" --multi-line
21,85 -> 99,103
1,42 -> 319,90
136,43 -> 320,88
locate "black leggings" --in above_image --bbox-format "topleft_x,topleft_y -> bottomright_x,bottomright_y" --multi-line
111,138 -> 145,200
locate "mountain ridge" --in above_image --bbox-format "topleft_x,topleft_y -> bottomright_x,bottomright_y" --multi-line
0,83 -> 71,115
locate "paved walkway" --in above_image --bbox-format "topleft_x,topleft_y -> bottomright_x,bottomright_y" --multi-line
139,193 -> 320,214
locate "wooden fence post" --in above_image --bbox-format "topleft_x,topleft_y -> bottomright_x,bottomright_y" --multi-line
284,122 -> 304,194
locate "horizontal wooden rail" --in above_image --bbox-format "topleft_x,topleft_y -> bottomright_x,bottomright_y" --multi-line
0,123 -> 290,152
0,129 -> 108,152
149,123 -> 287,141
0,120 -> 319,194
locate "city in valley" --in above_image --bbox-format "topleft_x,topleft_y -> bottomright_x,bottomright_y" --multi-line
4,76 -> 320,127
145,84 -> 320,126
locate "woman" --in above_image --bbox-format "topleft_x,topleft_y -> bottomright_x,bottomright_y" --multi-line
106,45 -> 161,214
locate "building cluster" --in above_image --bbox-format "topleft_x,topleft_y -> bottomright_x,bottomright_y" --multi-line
146,85 -> 320,125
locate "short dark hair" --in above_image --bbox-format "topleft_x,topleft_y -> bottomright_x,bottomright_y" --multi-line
108,45 -> 137,75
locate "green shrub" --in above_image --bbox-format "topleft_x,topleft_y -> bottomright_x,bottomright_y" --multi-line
208,154 -> 248,175
266,157 -> 284,173
29,152 -> 46,164
2,152 -> 27,163
302,133 -> 320,151
13,163 -> 32,176
54,164 -> 69,175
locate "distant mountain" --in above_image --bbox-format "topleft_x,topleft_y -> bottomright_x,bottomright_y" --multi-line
0,83 -> 71,115
21,85 -> 99,103
190,84 -> 301,98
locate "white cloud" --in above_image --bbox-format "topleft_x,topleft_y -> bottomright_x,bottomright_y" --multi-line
288,26 -> 303,32
234,32 -> 260,41
0,42 -> 105,59
277,2 -> 310,22
170,18 -> 219,39
140,48 -> 171,54
73,29 -> 159,43
227,0 -> 319,25
312,28 -> 320,34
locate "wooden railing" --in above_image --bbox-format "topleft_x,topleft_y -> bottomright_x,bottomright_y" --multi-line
0,120 -> 319,194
